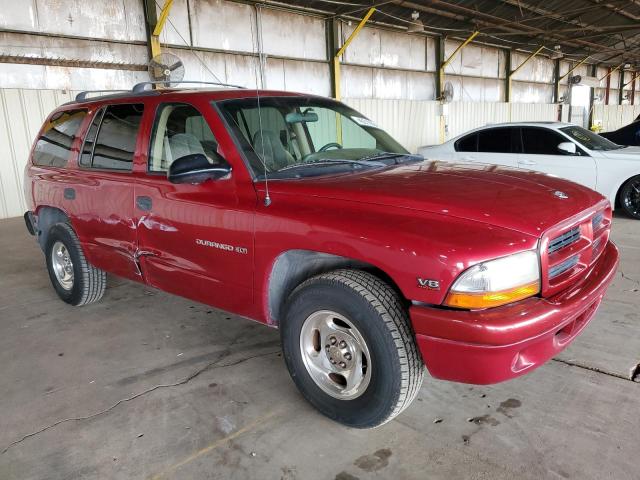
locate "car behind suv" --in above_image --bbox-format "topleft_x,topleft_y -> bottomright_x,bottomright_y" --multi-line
24,84 -> 619,428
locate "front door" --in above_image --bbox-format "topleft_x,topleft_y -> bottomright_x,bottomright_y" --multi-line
134,99 -> 255,316
518,127 -> 597,189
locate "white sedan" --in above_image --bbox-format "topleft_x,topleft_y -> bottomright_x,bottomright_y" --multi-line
419,122 -> 640,219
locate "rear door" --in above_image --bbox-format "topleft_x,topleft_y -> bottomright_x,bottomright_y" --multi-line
454,127 -> 520,166
519,127 -> 597,189
69,103 -> 144,281
134,98 -> 255,316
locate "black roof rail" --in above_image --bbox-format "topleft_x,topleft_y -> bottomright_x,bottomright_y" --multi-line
75,90 -> 130,101
131,80 -> 246,93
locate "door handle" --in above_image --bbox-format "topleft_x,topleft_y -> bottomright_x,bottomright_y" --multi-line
462,155 -> 476,161
136,196 -> 152,211
520,159 -> 537,165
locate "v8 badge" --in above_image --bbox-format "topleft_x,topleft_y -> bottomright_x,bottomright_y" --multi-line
417,278 -> 440,290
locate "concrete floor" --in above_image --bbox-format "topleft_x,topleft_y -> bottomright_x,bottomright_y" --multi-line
0,215 -> 638,480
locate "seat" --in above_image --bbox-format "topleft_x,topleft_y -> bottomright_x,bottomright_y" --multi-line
252,129 -> 294,170
168,133 -> 206,162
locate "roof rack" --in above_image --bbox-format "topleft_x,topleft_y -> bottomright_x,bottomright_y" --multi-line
75,90 -> 129,101
131,80 -> 246,93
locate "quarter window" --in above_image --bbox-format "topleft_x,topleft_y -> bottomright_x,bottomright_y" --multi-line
33,109 -> 88,167
522,128 -> 568,155
149,103 -> 222,173
82,104 -> 144,171
80,109 -> 104,167
455,133 -> 478,152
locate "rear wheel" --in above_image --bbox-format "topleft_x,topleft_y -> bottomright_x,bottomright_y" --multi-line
620,175 -> 640,219
281,269 -> 424,428
45,223 -> 106,306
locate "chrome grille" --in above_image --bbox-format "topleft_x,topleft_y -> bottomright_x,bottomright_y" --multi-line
548,226 -> 580,254
592,211 -> 604,231
549,255 -> 579,278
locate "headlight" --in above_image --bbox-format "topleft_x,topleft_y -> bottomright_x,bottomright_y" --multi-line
444,250 -> 540,309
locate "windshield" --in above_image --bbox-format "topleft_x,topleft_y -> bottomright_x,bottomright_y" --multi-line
216,96 -> 412,178
560,125 -> 623,151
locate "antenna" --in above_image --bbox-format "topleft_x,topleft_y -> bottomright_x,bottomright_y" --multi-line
251,4 -> 271,207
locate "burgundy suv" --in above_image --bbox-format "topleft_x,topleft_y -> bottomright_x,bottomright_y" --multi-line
23,85 -> 619,428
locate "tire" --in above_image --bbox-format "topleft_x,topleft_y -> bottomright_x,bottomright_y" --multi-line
619,175 -> 640,219
281,269 -> 424,428
44,222 -> 106,306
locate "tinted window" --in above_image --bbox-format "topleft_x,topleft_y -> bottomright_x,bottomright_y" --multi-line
522,128 -> 568,155
33,109 -> 87,167
91,104 -> 144,170
478,128 -> 515,153
80,109 -> 104,167
149,103 -> 221,172
455,133 -> 478,152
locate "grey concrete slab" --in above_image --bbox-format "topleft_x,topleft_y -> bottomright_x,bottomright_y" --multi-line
0,215 -> 638,480
556,214 -> 640,380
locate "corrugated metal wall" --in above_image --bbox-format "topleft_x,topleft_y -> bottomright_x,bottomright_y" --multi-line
344,98 -> 441,152
345,99 -> 560,151
593,104 -> 640,132
0,88 -> 80,219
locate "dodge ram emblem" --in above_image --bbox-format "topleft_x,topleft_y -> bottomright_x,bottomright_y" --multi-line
553,190 -> 569,199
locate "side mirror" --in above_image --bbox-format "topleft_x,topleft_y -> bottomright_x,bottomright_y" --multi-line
557,142 -> 578,155
168,153 -> 231,184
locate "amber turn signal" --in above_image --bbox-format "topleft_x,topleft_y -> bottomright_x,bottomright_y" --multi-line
444,281 -> 540,310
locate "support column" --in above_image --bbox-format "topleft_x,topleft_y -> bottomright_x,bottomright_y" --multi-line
504,49 -> 512,103
552,59 -> 560,104
588,64 -> 596,129
333,7 -> 375,101
327,19 -> 339,99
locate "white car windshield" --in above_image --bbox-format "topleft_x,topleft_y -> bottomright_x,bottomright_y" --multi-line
560,126 -> 624,151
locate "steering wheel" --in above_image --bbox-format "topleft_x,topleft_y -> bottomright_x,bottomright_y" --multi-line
318,142 -> 343,152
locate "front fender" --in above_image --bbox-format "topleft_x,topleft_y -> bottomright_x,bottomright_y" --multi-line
253,194 -> 538,324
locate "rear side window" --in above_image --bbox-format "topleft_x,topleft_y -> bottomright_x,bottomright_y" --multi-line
82,104 -> 144,171
522,128 -> 567,155
455,133 -> 478,152
33,109 -> 87,167
477,128 -> 517,153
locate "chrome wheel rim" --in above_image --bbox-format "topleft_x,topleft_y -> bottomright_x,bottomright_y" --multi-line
624,179 -> 640,217
51,241 -> 74,290
299,310 -> 371,400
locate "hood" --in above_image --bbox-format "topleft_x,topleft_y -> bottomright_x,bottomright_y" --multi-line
265,161 -> 606,237
601,146 -> 640,158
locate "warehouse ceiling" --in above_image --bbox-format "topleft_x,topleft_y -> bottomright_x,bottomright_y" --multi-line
277,0 -> 640,66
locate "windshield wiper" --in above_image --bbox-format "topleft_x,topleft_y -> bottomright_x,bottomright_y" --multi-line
359,152 -> 423,163
276,158 -> 385,172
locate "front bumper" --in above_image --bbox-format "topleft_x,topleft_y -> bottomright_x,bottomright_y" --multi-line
410,241 -> 619,385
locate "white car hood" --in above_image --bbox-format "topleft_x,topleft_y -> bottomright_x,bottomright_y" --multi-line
600,146 -> 640,159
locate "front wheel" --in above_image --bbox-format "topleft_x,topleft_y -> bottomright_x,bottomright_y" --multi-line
281,269 -> 424,428
620,175 -> 640,219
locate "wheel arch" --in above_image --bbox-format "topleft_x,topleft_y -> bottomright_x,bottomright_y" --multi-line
34,205 -> 72,251
267,249 -> 406,327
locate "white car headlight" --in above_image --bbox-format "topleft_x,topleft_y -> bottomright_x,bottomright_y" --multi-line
444,250 -> 540,309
